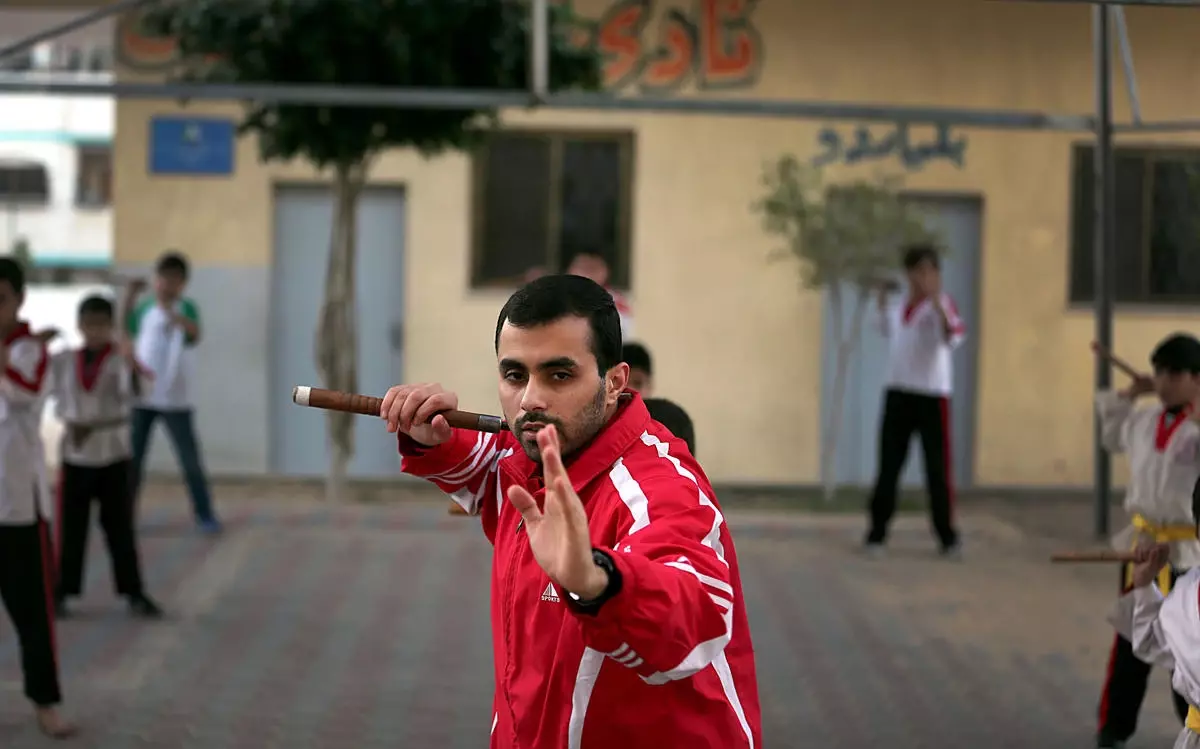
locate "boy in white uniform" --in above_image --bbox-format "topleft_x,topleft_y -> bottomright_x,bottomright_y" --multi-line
1110,500 -> 1200,749
1095,333 -> 1200,747
52,295 -> 162,619
0,258 -> 75,738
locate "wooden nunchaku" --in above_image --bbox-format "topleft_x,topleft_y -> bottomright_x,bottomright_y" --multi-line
1048,344 -> 1161,563
1091,340 -> 1143,381
292,385 -> 509,433
1050,549 -> 1142,564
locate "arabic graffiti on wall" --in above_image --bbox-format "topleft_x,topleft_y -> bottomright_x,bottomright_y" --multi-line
116,1 -> 765,88
116,11 -> 178,72
812,124 -> 968,172
560,0 -> 763,92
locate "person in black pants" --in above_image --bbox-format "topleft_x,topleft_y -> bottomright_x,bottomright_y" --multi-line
864,245 -> 967,557
51,295 -> 162,619
0,258 -> 75,738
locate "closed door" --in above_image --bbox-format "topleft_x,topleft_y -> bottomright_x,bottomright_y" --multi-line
269,185 -> 406,478
820,196 -> 982,489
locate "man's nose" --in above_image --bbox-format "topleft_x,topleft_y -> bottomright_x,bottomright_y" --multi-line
520,385 -> 549,415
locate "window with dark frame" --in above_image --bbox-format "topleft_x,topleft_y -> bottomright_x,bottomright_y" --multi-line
471,130 -> 634,289
75,145 -> 113,208
1070,143 -> 1200,304
0,164 -> 50,205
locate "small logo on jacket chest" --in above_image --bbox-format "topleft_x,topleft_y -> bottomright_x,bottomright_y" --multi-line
540,583 -> 560,603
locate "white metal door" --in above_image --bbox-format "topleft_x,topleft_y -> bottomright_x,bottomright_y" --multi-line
819,196 -> 982,488
269,185 -> 406,478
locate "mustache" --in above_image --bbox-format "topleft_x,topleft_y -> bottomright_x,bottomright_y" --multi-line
515,414 -> 564,432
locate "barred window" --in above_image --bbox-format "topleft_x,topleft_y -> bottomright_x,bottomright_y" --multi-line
1070,144 -> 1200,304
76,145 -> 113,208
0,164 -> 50,205
471,130 -> 634,289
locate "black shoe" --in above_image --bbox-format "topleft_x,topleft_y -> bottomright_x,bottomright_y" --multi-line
53,597 -> 71,620
1096,730 -> 1126,748
128,594 -> 163,619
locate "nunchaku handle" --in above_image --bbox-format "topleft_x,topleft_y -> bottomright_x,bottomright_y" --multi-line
1091,341 -> 1142,380
1050,549 -> 1139,564
291,385 -> 509,433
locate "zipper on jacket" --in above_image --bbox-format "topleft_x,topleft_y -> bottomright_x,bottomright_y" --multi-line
502,513 -> 528,747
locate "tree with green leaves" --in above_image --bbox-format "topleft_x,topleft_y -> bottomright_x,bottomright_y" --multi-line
753,155 -> 939,501
140,0 -> 601,500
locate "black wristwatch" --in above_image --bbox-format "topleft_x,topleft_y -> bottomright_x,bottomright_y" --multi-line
567,549 -> 623,615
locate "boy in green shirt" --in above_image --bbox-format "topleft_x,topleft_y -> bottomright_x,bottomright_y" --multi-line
124,252 -> 220,534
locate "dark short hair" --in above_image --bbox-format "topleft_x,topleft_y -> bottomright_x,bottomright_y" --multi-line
0,257 -> 25,296
645,398 -> 696,455
1193,475 -> 1200,529
78,295 -> 114,320
622,342 -> 652,375
902,244 -> 940,271
1151,333 -> 1200,375
495,274 -> 622,373
156,251 -> 189,278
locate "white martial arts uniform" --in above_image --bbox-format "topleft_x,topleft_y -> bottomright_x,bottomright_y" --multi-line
1097,391 -> 1200,578
1111,568 -> 1200,748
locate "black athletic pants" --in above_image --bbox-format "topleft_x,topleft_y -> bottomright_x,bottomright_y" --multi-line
57,459 -> 145,599
866,388 -> 959,548
1097,564 -> 1189,742
0,518 -> 62,706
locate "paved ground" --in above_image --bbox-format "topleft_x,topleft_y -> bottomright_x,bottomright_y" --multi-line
0,483 -> 1182,748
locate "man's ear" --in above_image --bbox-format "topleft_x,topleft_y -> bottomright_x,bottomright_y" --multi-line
607,362 -> 630,404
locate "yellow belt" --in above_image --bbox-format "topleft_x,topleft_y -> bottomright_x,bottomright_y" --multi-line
1124,514 -> 1195,593
1187,705 -> 1200,733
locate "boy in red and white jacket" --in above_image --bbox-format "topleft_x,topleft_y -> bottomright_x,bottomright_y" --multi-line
865,244 -> 966,557
0,258 -> 75,738
381,275 -> 760,749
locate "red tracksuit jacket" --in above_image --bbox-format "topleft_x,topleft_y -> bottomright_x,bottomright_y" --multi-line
399,395 -> 761,749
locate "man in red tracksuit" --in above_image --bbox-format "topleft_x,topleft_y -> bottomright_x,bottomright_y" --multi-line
380,274 -> 761,749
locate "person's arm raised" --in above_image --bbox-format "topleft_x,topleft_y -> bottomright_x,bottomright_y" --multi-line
382,383 -> 513,518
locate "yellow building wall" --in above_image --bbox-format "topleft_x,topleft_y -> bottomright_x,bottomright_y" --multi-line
112,0 -> 1200,486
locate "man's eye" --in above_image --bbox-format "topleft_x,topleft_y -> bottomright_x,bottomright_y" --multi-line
503,371 -> 526,382
551,371 -> 572,382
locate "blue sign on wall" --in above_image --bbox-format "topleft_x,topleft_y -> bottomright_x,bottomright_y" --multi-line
148,116 -> 236,176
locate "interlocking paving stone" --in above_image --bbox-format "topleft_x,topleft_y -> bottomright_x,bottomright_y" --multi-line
0,489 -> 1182,748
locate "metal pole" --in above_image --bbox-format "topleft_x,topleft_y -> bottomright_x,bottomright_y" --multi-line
0,77 -> 1098,131
0,0 -> 161,64
531,0 -> 549,102
1114,119 -> 1200,132
1112,6 -> 1142,123
1093,3 -> 1116,540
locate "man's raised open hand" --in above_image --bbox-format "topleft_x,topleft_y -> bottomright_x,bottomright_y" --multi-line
506,425 -> 608,601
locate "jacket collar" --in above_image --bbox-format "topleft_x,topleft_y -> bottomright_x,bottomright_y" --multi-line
512,391 -> 651,498
2,321 -> 31,345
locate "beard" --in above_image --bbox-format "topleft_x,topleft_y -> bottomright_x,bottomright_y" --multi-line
516,383 -> 608,463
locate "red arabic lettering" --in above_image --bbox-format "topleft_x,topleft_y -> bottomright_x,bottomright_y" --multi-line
701,0 -> 760,87
596,0 -> 650,90
582,0 -> 761,92
642,10 -> 697,90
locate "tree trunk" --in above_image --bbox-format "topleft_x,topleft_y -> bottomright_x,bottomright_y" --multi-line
819,283 -> 845,502
821,284 -> 869,503
315,163 -> 365,503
